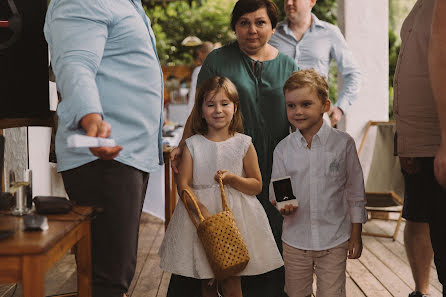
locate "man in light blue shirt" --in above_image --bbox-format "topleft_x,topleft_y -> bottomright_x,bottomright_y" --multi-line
269,0 -> 361,126
44,0 -> 163,295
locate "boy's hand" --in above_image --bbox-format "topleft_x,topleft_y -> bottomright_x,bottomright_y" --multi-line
271,201 -> 298,216
348,223 -> 363,259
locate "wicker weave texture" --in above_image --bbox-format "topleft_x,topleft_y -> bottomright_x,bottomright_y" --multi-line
197,209 -> 250,280
182,175 -> 250,280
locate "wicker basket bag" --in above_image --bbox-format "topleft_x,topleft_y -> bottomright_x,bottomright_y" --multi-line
181,175 -> 250,280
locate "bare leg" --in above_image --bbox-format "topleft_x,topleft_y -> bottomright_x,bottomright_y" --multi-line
220,276 -> 243,297
202,279 -> 218,297
404,221 -> 434,295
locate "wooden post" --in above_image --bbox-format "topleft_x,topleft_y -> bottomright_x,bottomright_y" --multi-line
1,129 -> 4,192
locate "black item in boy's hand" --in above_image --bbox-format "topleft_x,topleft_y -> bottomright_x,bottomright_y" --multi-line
272,176 -> 298,209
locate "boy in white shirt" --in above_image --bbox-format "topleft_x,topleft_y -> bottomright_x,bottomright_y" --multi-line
269,69 -> 367,297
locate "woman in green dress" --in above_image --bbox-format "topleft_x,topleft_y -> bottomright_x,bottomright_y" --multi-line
168,0 -> 297,296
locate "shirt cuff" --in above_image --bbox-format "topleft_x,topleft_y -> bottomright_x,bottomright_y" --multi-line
349,206 -> 368,224
335,99 -> 350,114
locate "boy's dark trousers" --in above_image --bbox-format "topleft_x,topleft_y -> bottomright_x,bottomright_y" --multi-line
62,159 -> 149,297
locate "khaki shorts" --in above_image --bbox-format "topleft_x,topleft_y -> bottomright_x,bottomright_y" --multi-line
283,241 -> 348,297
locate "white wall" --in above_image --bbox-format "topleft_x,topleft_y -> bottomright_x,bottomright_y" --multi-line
28,126 -> 67,198
338,0 -> 389,141
338,0 -> 389,179
5,80 -> 68,198
27,81 -> 68,198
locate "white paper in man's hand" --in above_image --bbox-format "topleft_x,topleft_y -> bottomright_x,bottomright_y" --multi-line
67,134 -> 116,148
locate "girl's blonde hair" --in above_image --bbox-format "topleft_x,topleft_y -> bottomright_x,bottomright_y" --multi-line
190,76 -> 243,135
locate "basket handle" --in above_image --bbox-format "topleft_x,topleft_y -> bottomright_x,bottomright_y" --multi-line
181,174 -> 230,228
217,173 -> 230,212
181,188 -> 205,228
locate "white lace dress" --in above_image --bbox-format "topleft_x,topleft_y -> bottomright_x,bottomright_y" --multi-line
159,133 -> 284,279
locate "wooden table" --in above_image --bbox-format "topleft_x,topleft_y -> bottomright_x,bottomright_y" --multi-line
0,206 -> 93,297
163,146 -> 178,229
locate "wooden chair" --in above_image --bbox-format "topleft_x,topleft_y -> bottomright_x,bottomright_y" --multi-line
358,121 -> 404,241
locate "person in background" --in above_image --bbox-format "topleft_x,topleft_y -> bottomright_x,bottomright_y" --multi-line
186,42 -> 215,116
270,69 -> 366,297
394,0 -> 445,296
269,0 -> 361,127
430,0 -> 446,189
44,0 -> 164,296
428,0 -> 446,295
169,0 -> 298,296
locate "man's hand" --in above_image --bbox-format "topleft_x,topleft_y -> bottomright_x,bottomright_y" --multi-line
327,106 -> 343,127
434,141 -> 446,187
80,113 -> 122,160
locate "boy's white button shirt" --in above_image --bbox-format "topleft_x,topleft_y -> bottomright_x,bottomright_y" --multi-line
270,121 -> 367,251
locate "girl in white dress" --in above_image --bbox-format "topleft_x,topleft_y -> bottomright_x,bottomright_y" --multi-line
159,77 -> 283,297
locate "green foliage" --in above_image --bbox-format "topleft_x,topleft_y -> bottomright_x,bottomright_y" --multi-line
145,0 -> 236,66
328,60 -> 338,104
272,0 -> 337,24
388,29 -> 400,88
388,29 -> 401,120
312,0 -> 337,24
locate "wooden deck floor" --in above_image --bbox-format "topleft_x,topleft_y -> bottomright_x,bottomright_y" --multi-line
0,212 -> 442,297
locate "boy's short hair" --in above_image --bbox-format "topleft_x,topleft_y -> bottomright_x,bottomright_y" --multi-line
283,69 -> 329,103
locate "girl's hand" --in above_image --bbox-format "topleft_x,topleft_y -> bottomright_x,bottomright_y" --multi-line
215,170 -> 235,185
170,146 -> 183,174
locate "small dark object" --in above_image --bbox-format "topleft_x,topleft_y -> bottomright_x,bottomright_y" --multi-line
33,196 -> 73,214
23,214 -> 48,231
0,229 -> 15,241
0,192 -> 14,210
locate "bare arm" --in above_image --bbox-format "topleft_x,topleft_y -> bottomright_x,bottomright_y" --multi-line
348,223 -> 363,259
429,0 -> 446,187
177,145 -> 211,218
216,143 -> 262,196
170,115 -> 193,174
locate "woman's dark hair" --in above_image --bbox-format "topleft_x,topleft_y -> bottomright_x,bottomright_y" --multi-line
231,0 -> 279,31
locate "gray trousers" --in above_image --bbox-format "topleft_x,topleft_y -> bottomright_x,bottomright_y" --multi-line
62,159 -> 149,297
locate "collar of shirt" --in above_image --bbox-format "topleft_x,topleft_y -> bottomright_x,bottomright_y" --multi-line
292,120 -> 331,149
278,13 -> 326,39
